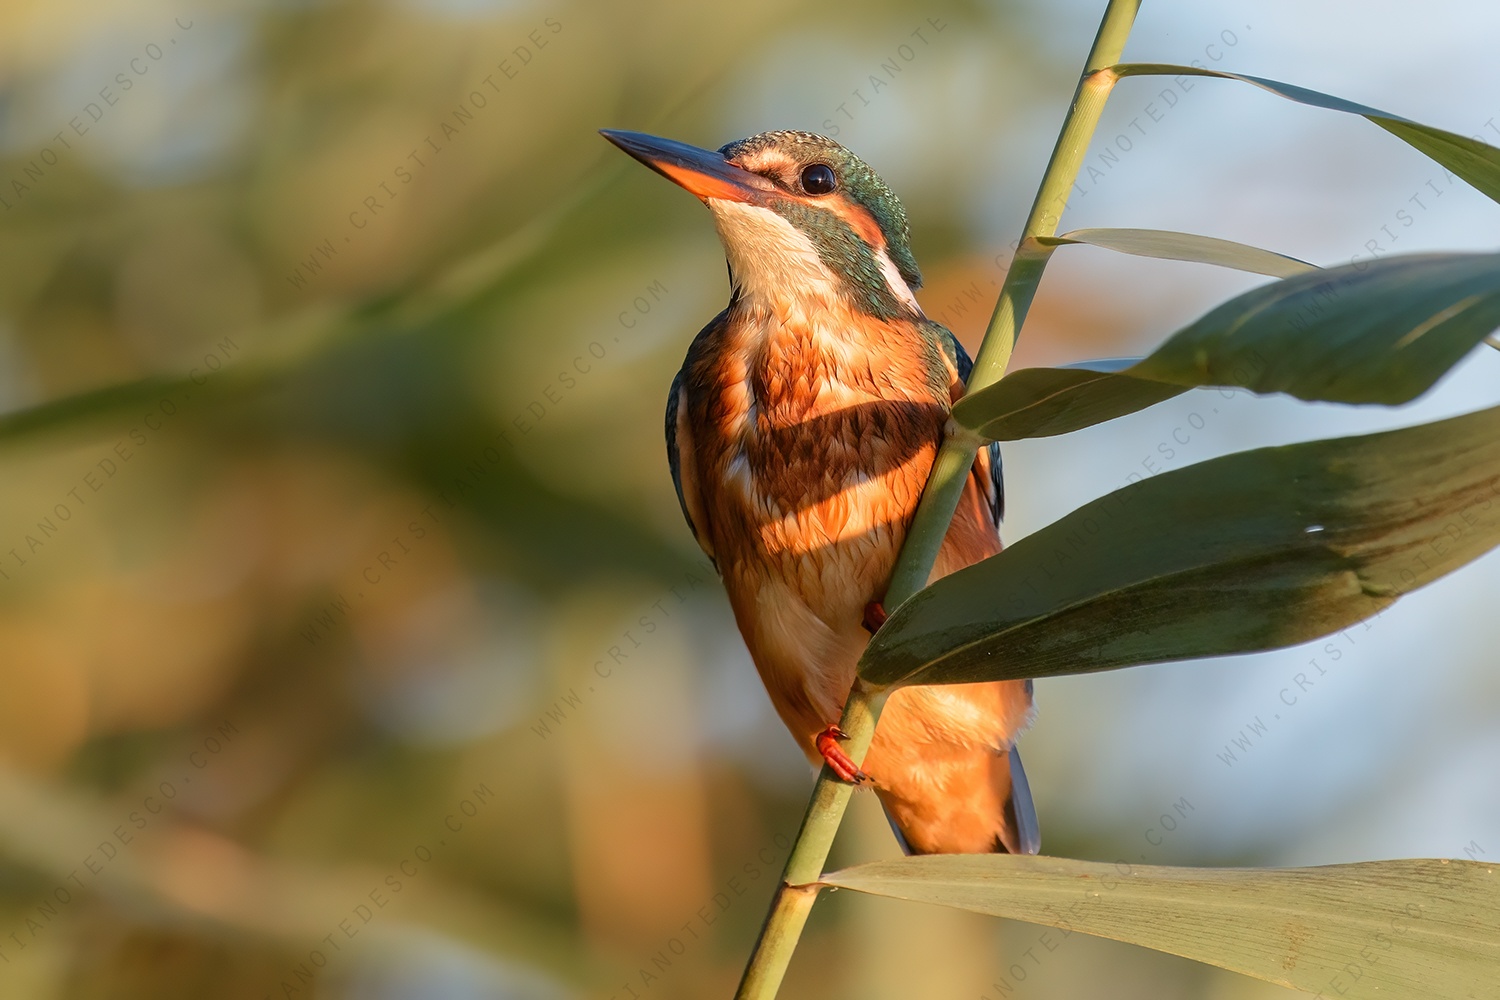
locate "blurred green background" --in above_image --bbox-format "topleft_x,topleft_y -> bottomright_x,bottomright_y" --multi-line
1,0 -> 1496,997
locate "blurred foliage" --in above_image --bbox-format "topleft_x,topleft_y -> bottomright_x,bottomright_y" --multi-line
0,1 -> 1074,997
0,1 -> 1489,999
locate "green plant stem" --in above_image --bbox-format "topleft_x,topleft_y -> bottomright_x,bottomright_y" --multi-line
733,683 -> 883,1000
732,3 -> 1140,997
887,0 -> 1139,608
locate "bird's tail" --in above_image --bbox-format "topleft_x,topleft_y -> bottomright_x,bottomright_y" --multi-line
1000,747 -> 1041,855
877,746 -> 1040,856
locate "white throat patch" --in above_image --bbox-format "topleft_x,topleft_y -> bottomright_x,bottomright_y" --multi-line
706,199 -> 922,316
708,200 -> 837,304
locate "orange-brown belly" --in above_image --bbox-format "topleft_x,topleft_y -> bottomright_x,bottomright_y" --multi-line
684,301 -> 1030,792
712,418 -> 1028,767
711,393 -> 944,741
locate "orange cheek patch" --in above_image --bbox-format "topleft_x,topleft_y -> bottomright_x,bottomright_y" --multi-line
821,197 -> 886,251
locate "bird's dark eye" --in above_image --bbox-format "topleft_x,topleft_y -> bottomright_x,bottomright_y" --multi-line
800,163 -> 837,195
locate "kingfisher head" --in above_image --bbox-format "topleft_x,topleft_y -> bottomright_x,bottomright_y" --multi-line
601,128 -> 923,320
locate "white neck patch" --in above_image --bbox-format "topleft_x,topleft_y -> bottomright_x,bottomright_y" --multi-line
874,246 -> 923,315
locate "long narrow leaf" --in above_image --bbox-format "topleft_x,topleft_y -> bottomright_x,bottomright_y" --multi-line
822,855 -> 1500,1000
957,361 -> 1187,442
1039,228 -> 1317,278
953,252 -> 1500,442
861,402 -> 1500,688
1112,63 -> 1500,205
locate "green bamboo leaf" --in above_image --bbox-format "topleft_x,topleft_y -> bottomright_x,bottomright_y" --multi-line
955,359 -> 1186,442
821,855 -> 1500,1000
860,402 -> 1500,688
1039,228 -> 1317,278
1132,253 -> 1500,402
1112,63 -> 1500,205
953,252 -> 1500,442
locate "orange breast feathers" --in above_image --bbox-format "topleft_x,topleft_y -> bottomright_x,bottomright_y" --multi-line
692,297 -> 950,591
673,297 -> 968,736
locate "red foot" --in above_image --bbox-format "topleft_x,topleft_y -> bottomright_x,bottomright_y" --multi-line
815,725 -> 868,784
862,600 -> 889,635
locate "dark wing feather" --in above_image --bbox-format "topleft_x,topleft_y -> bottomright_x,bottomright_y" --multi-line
929,322 -> 1005,526
664,311 -> 727,567
664,370 -> 699,547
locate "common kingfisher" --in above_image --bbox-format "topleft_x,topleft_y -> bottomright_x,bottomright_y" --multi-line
601,128 -> 1039,856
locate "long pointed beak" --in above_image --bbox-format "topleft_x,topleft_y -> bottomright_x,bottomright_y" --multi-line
600,128 -> 776,204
